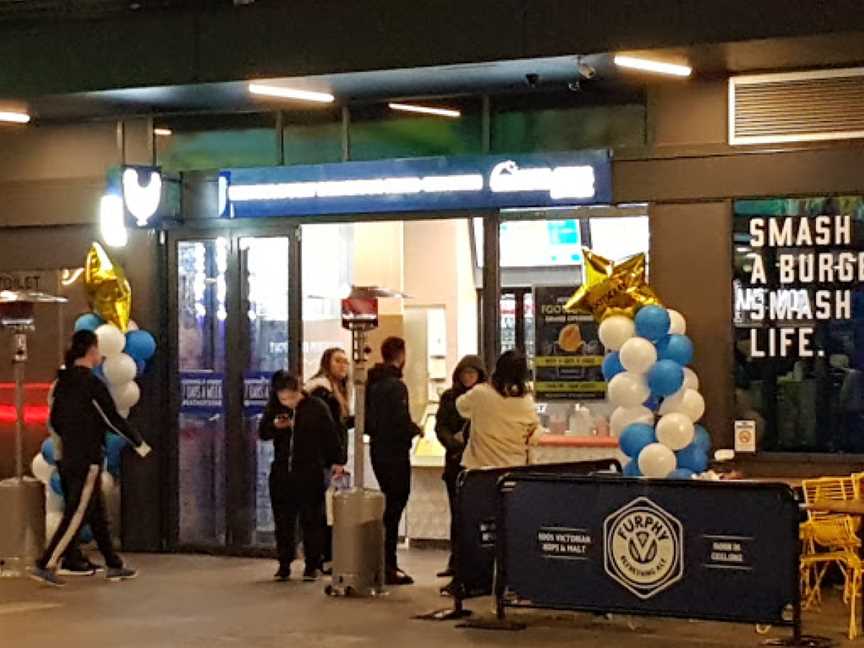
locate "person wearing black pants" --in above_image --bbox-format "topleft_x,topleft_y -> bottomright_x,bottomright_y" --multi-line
31,330 -> 151,588
259,371 -> 341,582
434,355 -> 486,593
366,337 -> 421,586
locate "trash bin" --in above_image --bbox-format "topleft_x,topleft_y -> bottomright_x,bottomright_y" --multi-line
327,488 -> 385,596
0,477 -> 46,577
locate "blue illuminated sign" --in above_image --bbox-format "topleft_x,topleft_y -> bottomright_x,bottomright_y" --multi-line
223,150 -> 611,218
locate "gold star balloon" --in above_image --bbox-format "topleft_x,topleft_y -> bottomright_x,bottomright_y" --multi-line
84,242 -> 132,331
564,248 -> 661,322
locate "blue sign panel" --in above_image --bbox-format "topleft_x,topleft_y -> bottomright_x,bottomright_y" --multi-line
179,373 -> 224,412
243,372 -> 272,411
224,150 -> 612,218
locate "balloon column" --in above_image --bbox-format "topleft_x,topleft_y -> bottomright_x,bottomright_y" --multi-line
30,242 -> 157,540
566,249 -> 711,479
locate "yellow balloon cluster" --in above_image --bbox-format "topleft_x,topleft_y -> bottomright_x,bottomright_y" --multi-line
84,242 -> 132,331
564,249 -> 661,322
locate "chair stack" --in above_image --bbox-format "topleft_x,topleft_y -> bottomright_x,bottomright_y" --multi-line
800,475 -> 863,639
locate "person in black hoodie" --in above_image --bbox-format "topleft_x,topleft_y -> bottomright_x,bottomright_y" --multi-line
30,330 -> 150,588
259,370 -> 341,582
366,336 -> 421,586
434,354 -> 486,586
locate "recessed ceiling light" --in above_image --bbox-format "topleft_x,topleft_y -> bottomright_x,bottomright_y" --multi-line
614,55 -> 692,78
154,128 -> 173,136
0,111 -> 31,124
248,83 -> 335,103
388,102 -> 461,118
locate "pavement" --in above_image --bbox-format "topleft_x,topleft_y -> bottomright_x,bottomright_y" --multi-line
0,549 -> 857,647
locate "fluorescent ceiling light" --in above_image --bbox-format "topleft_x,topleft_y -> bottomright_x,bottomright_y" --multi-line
614,55 -> 692,77
388,103 -> 461,118
248,83 -> 335,103
154,128 -> 173,136
0,111 -> 30,124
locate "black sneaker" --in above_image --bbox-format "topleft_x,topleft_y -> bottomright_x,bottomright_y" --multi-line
58,561 -> 96,577
105,567 -> 138,582
436,567 -> 454,578
274,567 -> 291,582
385,568 -> 414,586
302,568 -> 322,582
29,567 -> 65,588
85,559 -> 105,574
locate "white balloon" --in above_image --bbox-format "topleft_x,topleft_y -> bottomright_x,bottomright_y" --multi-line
659,388 -> 706,422
127,320 -> 139,331
118,408 -> 130,419
111,381 -> 140,411
103,353 -> 137,386
607,372 -> 651,408
101,471 -> 115,493
683,367 -> 700,391
668,309 -> 687,335
45,489 -> 64,514
31,454 -> 54,484
599,316 -> 635,352
95,324 -> 126,358
619,337 -> 658,374
46,511 -> 63,541
610,405 -> 655,436
638,443 -> 677,478
656,413 -> 696,450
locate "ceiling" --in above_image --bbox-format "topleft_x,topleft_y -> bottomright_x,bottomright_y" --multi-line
10,30 -> 864,123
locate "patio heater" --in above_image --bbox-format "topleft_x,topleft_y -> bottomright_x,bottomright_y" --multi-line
0,290 -> 67,577
327,286 -> 410,598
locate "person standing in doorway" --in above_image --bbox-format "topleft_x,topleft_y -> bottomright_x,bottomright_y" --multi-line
30,330 -> 151,588
366,337 -> 421,586
435,355 -> 486,593
305,347 -> 352,570
259,371 -> 341,582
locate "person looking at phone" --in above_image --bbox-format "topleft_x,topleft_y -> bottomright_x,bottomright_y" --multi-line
259,371 -> 341,582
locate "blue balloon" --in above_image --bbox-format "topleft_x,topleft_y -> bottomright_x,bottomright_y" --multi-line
602,352 -> 625,381
657,334 -> 694,366
92,364 -> 106,383
74,313 -> 104,333
41,437 -> 56,466
635,305 -> 671,341
647,360 -> 684,397
668,468 -> 695,480
677,444 -> 709,473
79,525 -> 93,543
105,433 -> 128,475
125,330 -> 156,363
643,395 -> 660,411
50,471 -> 63,496
623,460 -> 642,477
693,425 -> 712,454
136,359 -> 147,378
619,423 -> 656,458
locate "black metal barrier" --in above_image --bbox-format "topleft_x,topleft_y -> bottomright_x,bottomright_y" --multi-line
493,474 -> 807,643
417,459 -> 621,621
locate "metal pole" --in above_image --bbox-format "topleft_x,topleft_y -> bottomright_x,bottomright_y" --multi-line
352,328 -> 368,488
13,332 -> 27,481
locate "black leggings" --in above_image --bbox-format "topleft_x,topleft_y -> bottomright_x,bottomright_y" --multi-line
269,464 -> 325,571
371,455 -> 411,571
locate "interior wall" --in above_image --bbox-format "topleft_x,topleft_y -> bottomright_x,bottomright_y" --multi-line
650,202 -> 734,449
353,221 -> 404,316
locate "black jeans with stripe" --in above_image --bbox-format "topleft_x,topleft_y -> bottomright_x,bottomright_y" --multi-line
38,463 -> 123,571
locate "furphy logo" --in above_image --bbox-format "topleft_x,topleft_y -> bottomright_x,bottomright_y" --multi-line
603,497 -> 683,600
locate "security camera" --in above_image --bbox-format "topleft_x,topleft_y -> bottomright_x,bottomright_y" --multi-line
577,61 -> 596,80
525,73 -> 540,87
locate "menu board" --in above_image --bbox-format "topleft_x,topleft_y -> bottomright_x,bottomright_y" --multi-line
533,286 -> 605,400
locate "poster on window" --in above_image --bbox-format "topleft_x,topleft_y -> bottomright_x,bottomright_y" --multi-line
533,286 -> 605,400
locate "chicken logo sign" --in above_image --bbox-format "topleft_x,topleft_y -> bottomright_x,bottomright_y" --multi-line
603,497 -> 684,600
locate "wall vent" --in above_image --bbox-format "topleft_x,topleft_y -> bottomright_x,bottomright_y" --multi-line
729,67 -> 864,145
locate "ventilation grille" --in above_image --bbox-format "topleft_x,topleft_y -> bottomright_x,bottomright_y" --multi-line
729,68 -> 864,145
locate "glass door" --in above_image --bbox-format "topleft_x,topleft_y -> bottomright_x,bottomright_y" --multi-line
170,229 -> 295,552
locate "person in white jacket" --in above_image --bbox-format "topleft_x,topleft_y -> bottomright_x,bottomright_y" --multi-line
456,350 -> 542,469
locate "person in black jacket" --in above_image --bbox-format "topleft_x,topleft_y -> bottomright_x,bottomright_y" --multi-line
259,370 -> 341,582
434,354 -> 486,585
366,336 -> 421,586
31,330 -> 150,588
305,347 -> 352,569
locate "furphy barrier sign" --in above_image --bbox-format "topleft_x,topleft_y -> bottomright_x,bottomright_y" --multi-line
533,286 -> 604,400
497,475 -> 798,625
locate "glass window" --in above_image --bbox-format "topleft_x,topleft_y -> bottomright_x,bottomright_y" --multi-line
589,216 -> 650,261
282,109 -> 342,165
733,196 -> 864,453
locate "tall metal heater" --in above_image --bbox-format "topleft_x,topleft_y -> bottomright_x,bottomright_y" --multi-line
0,290 -> 67,577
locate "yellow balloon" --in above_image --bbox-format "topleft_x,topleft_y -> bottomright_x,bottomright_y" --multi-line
84,242 -> 132,332
564,249 -> 661,322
